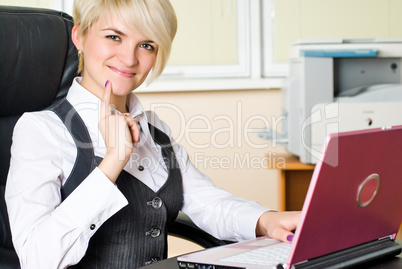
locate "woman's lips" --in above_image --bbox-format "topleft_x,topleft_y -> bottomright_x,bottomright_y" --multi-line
108,66 -> 135,78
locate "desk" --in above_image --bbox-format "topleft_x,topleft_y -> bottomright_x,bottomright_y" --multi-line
142,240 -> 402,269
267,153 -> 314,211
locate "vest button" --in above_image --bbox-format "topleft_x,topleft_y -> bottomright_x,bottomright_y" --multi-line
146,228 -> 161,238
148,197 -> 163,209
138,165 -> 144,171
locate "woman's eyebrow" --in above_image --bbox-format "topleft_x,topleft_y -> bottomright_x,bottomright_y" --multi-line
101,27 -> 156,44
101,27 -> 126,36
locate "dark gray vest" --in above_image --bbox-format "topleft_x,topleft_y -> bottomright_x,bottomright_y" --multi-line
50,99 -> 183,268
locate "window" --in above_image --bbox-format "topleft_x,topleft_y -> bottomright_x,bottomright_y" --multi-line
61,0 -> 74,15
261,0 -> 289,77
0,0 -> 69,13
266,0 -> 402,79
1,0 -> 53,9
163,0 -> 251,79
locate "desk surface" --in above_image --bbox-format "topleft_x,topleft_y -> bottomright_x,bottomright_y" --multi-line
142,240 -> 402,269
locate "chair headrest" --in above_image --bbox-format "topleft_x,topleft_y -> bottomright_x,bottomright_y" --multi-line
0,6 -> 78,117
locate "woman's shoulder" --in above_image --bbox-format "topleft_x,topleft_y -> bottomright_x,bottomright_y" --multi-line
16,109 -> 65,130
14,109 -> 68,144
11,110 -> 69,163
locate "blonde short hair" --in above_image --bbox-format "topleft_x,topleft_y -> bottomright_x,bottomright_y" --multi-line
73,0 -> 177,83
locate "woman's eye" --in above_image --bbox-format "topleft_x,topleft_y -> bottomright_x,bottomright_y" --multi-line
140,43 -> 155,51
107,35 -> 120,41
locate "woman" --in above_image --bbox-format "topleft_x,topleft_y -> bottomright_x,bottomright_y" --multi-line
5,0 -> 300,268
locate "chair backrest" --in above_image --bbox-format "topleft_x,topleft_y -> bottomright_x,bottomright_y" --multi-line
0,5 -> 78,252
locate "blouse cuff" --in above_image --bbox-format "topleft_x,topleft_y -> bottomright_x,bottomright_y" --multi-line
57,167 -> 128,229
233,202 -> 270,241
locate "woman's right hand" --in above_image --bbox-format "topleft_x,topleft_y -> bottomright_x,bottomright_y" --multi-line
97,80 -> 139,183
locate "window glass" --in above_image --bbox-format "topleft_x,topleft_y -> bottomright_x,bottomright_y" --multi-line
169,0 -> 238,66
163,0 -> 251,79
270,0 -> 402,73
0,0 -> 54,9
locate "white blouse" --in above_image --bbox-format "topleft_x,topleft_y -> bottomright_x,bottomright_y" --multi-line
5,78 -> 269,269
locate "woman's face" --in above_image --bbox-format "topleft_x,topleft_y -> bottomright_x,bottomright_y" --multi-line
73,13 -> 158,98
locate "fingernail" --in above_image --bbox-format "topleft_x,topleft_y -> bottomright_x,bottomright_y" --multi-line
105,80 -> 109,87
286,235 -> 294,242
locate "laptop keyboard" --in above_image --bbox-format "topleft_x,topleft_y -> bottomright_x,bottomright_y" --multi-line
219,243 -> 291,266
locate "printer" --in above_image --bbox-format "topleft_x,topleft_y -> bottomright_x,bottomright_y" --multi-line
273,39 -> 402,164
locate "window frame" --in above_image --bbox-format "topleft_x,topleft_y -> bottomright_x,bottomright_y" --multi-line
261,0 -> 289,78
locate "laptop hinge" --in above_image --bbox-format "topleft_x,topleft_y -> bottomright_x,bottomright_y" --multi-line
293,237 -> 401,269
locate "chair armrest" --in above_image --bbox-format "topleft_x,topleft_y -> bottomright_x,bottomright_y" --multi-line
169,212 -> 234,248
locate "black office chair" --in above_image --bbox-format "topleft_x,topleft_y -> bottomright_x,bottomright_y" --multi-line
0,6 -> 227,269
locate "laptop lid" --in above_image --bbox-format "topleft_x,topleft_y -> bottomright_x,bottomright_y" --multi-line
178,125 -> 402,268
287,125 -> 402,265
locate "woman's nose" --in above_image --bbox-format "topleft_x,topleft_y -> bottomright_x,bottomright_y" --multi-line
119,46 -> 138,67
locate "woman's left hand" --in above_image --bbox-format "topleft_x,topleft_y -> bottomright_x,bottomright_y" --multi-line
255,211 -> 301,243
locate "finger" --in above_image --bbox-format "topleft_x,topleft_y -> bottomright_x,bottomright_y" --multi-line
279,212 -> 300,243
284,232 -> 295,243
264,211 -> 300,243
101,80 -> 112,118
271,226 -> 295,243
126,117 -> 140,143
121,114 -> 140,142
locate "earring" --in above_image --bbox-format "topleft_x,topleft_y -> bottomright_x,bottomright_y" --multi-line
78,50 -> 83,55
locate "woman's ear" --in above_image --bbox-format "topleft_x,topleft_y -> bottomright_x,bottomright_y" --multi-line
71,25 -> 82,51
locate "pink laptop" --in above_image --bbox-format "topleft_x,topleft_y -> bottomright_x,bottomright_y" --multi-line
177,126 -> 402,268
